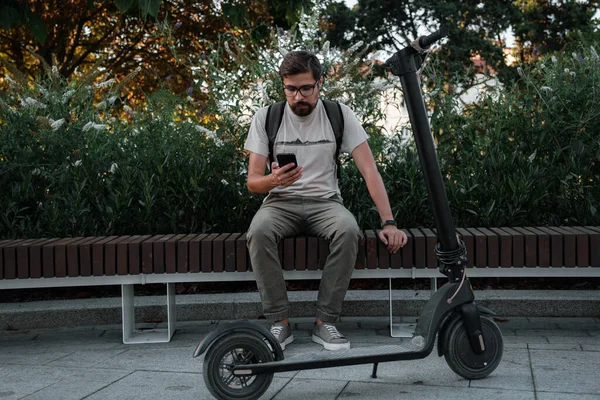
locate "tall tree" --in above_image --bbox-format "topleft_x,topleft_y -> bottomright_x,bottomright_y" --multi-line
324,0 -> 598,84
0,0 -> 272,98
513,0 -> 599,63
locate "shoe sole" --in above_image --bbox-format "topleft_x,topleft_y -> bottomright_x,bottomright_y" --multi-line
280,334 -> 294,351
311,334 -> 351,351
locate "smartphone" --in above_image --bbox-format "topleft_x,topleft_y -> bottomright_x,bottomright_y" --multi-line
276,153 -> 298,169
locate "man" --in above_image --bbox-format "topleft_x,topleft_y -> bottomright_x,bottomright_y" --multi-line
244,51 -> 407,351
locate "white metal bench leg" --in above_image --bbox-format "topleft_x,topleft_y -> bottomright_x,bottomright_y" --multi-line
388,277 -> 417,338
121,283 -> 177,344
431,277 -> 438,294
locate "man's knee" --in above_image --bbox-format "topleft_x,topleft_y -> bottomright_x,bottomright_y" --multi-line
247,217 -> 277,246
333,217 -> 362,243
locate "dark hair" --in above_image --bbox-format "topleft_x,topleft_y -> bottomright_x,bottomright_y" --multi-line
279,51 -> 322,81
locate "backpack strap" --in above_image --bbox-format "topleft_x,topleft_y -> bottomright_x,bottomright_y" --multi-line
265,101 -> 286,169
322,99 -> 345,178
266,99 -> 345,178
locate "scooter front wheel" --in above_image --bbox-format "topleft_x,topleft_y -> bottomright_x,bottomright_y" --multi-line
203,332 -> 274,400
443,316 -> 503,380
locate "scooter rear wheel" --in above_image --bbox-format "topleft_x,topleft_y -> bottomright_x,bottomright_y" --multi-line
444,316 -> 503,380
203,332 -> 274,400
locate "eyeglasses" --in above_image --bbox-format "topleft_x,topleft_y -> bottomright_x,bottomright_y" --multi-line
283,80 -> 319,97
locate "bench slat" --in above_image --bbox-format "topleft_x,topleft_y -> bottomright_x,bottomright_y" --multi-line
16,239 -> 37,279
365,230 -> 378,269
456,228 -> 474,267
165,234 -> 187,273
355,236 -> 365,270
489,228 -> 512,267
201,233 -> 220,272
92,236 -> 119,276
512,228 -> 537,267
478,228 -> 499,268
376,230 -> 390,269
52,237 -> 84,278
421,228 -> 437,269
224,233 -> 241,273
128,235 -> 152,275
175,234 -> 197,273
235,233 -> 248,272
3,240 -> 26,279
498,227 -> 524,267
548,227 -> 576,267
400,229 -> 412,268
408,229 -> 425,268
537,227 -> 563,267
212,233 -> 230,273
151,234 -> 175,274
0,240 -> 11,279
575,227 -> 600,267
116,236 -> 135,276
562,227 -> 589,267
283,237 -> 294,271
189,234 -> 208,273
524,227 -> 550,267
105,236 -> 130,276
307,237 -> 318,270
66,237 -> 90,278
295,237 -> 306,271
466,228 -> 486,267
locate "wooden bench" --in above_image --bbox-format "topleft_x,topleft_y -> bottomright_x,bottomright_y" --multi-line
1,226 -> 599,343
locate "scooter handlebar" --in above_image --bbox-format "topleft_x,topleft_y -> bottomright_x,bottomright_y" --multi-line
418,27 -> 449,49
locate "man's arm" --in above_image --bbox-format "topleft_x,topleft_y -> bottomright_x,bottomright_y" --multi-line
351,142 -> 407,253
246,152 -> 303,194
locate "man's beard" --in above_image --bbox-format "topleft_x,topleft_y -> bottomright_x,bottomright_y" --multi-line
291,101 -> 315,116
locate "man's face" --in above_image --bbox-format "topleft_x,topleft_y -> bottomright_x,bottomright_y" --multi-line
283,72 -> 322,117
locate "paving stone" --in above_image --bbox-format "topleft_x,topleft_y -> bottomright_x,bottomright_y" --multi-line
295,352 -> 469,388
470,348 -> 533,391
0,351 -> 73,365
553,318 -> 600,330
581,345 -> 600,352
547,336 -> 600,345
45,349 -> 128,368
530,349 -> 600,394
15,368 -> 132,400
536,392 -> 600,400
83,370 -> 290,400
502,335 -> 549,345
515,329 -> 590,337
272,377 -> 348,399
93,346 -> 201,373
528,343 -> 582,351
339,381 -> 534,399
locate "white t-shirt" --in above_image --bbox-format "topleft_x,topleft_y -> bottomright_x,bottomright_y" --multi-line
244,99 -> 368,198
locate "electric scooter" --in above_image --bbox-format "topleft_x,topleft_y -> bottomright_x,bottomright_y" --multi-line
194,28 -> 504,400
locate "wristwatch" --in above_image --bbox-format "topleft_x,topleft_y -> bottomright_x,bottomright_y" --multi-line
381,220 -> 397,228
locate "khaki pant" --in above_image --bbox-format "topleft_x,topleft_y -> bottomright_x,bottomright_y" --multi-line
246,194 -> 363,322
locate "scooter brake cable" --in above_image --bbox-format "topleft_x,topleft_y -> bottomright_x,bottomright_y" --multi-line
447,265 -> 467,304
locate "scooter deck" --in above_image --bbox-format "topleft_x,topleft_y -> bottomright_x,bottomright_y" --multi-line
235,336 -> 429,375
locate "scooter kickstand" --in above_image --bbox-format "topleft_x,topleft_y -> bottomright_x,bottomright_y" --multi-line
371,362 -> 379,378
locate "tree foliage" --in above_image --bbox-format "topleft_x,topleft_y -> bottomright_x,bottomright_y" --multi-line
324,0 -> 598,85
0,0 -> 273,100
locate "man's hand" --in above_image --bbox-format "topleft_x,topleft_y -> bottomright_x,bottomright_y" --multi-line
270,162 -> 303,187
378,226 -> 407,253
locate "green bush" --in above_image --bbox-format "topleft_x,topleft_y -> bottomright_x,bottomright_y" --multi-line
1,9 -> 598,240
430,44 -> 600,226
0,64 -> 261,238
